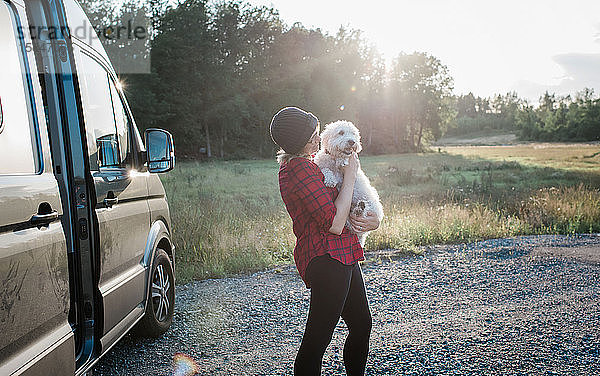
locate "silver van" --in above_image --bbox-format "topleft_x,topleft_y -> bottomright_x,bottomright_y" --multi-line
0,0 -> 176,374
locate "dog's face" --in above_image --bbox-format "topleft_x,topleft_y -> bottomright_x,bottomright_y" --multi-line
320,120 -> 362,158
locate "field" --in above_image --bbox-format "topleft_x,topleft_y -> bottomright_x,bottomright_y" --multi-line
434,131 -> 519,146
162,144 -> 600,283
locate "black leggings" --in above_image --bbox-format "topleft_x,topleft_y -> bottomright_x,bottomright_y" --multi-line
294,254 -> 372,376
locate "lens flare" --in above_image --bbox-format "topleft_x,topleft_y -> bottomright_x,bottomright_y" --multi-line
172,353 -> 199,376
339,105 -> 345,111
351,86 -> 356,92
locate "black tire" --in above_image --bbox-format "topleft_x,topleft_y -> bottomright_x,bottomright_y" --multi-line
133,248 -> 174,338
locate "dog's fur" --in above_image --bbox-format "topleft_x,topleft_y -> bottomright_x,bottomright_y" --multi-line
313,120 -> 384,246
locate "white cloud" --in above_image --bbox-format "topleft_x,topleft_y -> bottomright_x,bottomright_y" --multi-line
512,53 -> 600,102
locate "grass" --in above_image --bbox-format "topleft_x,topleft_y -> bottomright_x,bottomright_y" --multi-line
164,144 -> 600,283
442,144 -> 600,172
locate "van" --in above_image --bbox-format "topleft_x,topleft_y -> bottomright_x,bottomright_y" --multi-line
0,0 -> 176,374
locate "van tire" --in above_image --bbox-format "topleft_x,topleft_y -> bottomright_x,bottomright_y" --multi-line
133,248 -> 174,337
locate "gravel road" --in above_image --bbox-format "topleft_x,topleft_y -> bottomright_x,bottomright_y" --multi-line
93,234 -> 600,375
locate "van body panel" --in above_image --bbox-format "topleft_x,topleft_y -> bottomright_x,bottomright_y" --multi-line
0,221 -> 70,353
0,323 -> 74,376
93,170 -> 150,285
0,211 -> 74,373
98,305 -> 144,355
147,174 -> 167,200
147,174 -> 171,231
0,174 -> 63,228
147,198 -> 171,248
99,264 -> 145,336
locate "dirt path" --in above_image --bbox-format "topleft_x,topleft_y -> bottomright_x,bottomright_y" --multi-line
94,234 -> 600,375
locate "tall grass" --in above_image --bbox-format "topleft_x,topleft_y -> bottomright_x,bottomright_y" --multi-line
164,145 -> 600,283
160,160 -> 295,281
519,185 -> 600,234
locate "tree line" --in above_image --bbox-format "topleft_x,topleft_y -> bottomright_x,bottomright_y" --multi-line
80,0 -> 600,159
450,90 -> 600,142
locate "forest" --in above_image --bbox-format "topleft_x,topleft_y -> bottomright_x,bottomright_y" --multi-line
80,0 -> 600,159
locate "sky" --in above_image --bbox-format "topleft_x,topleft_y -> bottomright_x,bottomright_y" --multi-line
247,0 -> 600,102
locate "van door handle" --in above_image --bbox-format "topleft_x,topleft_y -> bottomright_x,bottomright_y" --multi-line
104,194 -> 118,207
31,211 -> 59,225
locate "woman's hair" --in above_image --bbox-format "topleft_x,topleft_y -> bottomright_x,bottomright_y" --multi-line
276,148 -> 311,165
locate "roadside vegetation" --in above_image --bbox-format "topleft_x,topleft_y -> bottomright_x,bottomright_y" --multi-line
164,144 -> 600,283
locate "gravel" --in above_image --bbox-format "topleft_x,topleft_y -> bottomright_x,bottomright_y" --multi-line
93,234 -> 600,375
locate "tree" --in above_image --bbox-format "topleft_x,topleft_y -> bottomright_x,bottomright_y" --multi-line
456,92 -> 477,118
388,52 -> 454,151
149,0 -> 214,157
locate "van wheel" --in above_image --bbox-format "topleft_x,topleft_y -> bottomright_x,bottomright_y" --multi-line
133,248 -> 174,337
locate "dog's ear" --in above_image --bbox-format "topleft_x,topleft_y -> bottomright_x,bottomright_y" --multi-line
350,122 -> 363,153
320,122 -> 336,150
355,137 -> 363,153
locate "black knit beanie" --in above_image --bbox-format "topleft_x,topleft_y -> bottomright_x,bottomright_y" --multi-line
270,107 -> 319,154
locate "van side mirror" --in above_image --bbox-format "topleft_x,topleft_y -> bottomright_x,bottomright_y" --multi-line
144,128 -> 174,173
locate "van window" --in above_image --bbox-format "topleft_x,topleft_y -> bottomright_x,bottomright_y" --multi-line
0,3 -> 38,175
79,53 -> 128,171
109,80 -> 131,166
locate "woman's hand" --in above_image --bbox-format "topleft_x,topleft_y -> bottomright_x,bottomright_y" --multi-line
349,211 -> 380,233
342,152 -> 359,179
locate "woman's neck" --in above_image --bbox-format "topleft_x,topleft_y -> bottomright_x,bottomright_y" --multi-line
276,150 -> 313,165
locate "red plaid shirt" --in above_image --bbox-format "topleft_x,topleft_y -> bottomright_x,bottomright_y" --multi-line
278,157 -> 364,288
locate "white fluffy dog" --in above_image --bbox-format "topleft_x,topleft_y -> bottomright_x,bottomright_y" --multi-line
314,120 -> 384,246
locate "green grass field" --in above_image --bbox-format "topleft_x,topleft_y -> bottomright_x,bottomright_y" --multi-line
163,143 -> 600,283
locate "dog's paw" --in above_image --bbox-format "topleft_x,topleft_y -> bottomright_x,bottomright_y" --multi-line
351,201 -> 366,217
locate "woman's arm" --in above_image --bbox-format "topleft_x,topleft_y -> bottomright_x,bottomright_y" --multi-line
328,153 -> 359,235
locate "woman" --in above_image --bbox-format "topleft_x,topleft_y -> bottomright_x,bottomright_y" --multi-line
270,106 -> 380,375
